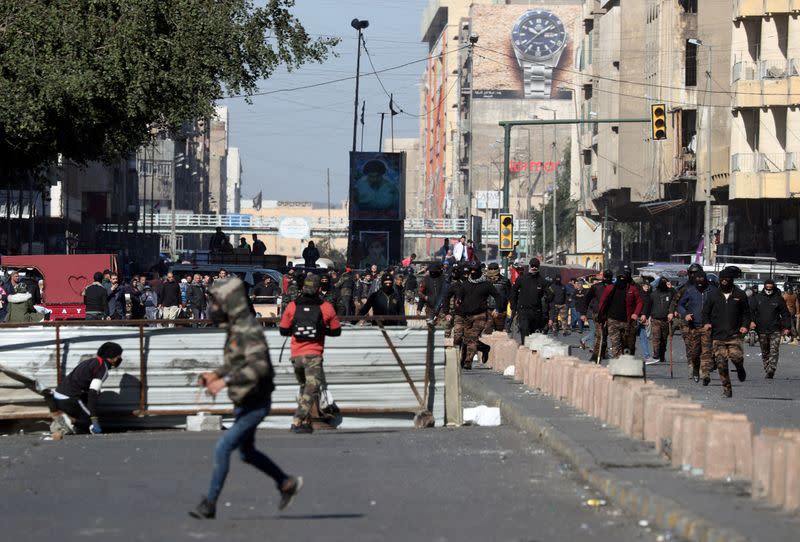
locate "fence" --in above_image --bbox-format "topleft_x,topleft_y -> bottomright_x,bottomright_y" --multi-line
0,316 -> 446,429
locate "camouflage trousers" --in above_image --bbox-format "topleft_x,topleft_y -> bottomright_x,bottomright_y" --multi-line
594,320 -> 607,359
489,312 -> 507,332
758,331 -> 782,375
291,355 -> 326,425
684,327 -> 713,377
607,318 -> 636,358
649,318 -> 670,361
454,312 -> 489,368
552,304 -> 568,332
712,338 -> 744,393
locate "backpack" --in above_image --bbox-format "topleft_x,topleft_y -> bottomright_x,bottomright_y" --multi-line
292,302 -> 324,341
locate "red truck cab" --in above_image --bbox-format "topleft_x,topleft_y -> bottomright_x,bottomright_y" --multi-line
1,254 -> 118,320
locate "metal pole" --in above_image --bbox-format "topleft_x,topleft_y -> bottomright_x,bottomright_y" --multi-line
704,46 -> 713,265
378,112 -> 385,151
170,138 -> 177,258
501,124 -> 511,273
352,29 -> 363,153
552,118 -> 558,263
326,168 -> 331,243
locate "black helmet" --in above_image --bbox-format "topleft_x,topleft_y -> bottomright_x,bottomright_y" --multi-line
687,263 -> 703,275
466,260 -> 481,271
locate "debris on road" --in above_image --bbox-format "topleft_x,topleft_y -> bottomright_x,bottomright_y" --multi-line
463,406 -> 501,426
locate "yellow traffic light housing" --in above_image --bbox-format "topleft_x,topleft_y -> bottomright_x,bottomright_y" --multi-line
651,104 -> 667,140
499,213 -> 514,251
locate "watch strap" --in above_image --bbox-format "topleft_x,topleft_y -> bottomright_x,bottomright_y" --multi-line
522,63 -> 553,99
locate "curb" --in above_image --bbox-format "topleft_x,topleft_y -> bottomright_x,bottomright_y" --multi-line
462,375 -> 750,542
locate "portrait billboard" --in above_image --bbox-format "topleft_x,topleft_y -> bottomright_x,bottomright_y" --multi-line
349,152 -> 405,221
470,4 -> 581,100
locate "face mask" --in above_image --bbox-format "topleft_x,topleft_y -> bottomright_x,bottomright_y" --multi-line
382,282 -> 393,292
720,280 -> 733,293
529,268 -> 539,276
765,288 -> 775,296
616,276 -> 627,287
470,270 -> 482,280
695,279 -> 707,288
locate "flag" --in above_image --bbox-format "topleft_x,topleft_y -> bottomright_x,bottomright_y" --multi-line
253,190 -> 262,210
694,236 -> 704,264
389,94 -> 399,116
360,101 -> 365,125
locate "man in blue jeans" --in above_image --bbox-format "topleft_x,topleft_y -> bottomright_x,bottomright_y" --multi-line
190,277 -> 302,519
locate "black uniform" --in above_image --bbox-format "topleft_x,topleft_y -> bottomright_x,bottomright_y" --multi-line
54,357 -> 111,432
511,272 -> 552,339
83,283 -> 109,319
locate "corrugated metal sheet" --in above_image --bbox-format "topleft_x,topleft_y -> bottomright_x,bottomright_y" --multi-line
0,327 -> 444,429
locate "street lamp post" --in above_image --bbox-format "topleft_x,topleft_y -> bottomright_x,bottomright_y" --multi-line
351,19 -> 369,154
689,38 -> 713,265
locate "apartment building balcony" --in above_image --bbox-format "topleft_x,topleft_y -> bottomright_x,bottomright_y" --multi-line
672,150 -> 697,181
734,0 -> 800,19
732,59 -> 800,108
730,152 -> 800,198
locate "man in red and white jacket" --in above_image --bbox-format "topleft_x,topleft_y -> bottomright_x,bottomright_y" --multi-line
597,270 -> 643,358
279,274 -> 341,433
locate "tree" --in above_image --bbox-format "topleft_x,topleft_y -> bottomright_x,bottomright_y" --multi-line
528,146 -> 577,261
0,0 -> 338,176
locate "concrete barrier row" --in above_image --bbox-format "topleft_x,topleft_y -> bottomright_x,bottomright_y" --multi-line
481,331 -> 800,514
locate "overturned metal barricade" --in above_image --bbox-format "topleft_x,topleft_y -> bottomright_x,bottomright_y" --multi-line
0,316 -> 449,429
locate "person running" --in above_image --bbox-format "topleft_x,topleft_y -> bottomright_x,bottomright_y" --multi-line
280,275 -> 342,433
191,277 -> 302,519
749,279 -> 791,378
701,267 -> 750,397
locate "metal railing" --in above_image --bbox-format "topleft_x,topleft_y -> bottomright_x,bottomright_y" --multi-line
732,58 -> 799,81
732,152 -> 798,172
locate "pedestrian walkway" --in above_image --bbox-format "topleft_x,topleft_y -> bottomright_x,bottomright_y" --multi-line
463,368 -> 800,542
556,332 -> 800,431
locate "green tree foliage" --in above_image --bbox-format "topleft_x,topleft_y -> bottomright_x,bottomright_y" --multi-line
528,145 -> 577,258
0,0 -> 338,175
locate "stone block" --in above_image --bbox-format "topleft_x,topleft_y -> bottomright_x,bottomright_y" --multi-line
673,410 -> 714,472
591,371 -> 612,421
514,346 -> 528,383
620,381 -> 658,439
186,412 -> 222,432
655,400 -> 702,455
704,413 -> 753,481
641,388 -> 681,443
783,436 -> 800,512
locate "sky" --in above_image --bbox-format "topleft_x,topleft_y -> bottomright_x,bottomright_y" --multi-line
220,0 -> 429,206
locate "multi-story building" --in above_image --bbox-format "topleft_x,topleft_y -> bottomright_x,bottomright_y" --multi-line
227,147 -> 241,215
578,0 -> 800,264
421,1 -> 583,260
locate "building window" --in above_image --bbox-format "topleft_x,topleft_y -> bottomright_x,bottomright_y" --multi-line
685,40 -> 698,87
679,0 -> 697,14
680,109 -> 697,152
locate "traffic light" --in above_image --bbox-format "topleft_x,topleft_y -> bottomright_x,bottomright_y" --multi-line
499,213 -> 513,251
651,103 -> 667,140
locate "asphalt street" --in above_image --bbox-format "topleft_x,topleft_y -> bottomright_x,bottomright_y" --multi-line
559,327 -> 800,430
0,426 -> 664,542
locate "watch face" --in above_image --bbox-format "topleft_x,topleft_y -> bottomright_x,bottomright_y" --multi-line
512,10 -> 567,60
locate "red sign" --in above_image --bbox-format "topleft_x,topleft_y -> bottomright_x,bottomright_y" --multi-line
509,160 -> 562,173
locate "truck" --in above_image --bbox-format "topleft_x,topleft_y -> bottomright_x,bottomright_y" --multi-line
1,254 -> 118,320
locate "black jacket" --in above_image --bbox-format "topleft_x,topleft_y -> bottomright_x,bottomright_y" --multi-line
750,290 -> 791,333
160,280 -> 182,307
419,275 -> 446,310
360,288 -> 405,325
583,281 -> 609,318
487,276 -> 511,312
702,287 -> 751,340
455,277 -> 500,316
573,286 -> 590,315
511,272 -> 551,314
549,283 -> 566,305
187,283 -> 207,309
83,283 -> 109,315
252,282 -> 278,299
647,287 -> 675,320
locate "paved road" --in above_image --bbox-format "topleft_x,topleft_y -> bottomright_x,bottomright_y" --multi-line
558,328 -> 800,431
0,427 -> 662,542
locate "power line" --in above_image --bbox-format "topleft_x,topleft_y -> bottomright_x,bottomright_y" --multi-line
227,45 -> 468,100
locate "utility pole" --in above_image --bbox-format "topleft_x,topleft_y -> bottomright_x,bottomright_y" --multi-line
378,112 -> 386,152
704,46 -> 713,265
326,168 -> 332,243
351,19 -> 369,153
170,137 -> 177,259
